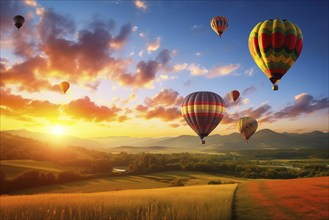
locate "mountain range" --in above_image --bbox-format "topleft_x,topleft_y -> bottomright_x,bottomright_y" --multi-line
2,129 -> 328,153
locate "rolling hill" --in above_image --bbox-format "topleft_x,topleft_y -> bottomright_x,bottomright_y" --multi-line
2,129 -> 328,152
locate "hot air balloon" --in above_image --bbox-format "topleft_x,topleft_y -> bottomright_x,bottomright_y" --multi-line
181,91 -> 226,144
210,16 -> 229,38
248,19 -> 303,91
13,15 -> 25,31
60,81 -> 70,94
238,117 -> 258,142
230,90 -> 240,102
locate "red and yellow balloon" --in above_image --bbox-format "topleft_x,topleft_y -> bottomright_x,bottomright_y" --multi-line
248,19 -> 303,90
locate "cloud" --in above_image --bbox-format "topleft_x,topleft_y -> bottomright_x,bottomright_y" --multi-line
64,96 -> 120,122
207,64 -> 240,78
0,89 -> 61,121
184,80 -> 192,87
145,106 -> 181,121
273,93 -> 329,119
134,0 -> 148,10
145,89 -> 183,107
147,36 -> 161,53
221,103 -> 272,125
242,86 -> 257,95
188,63 -> 208,76
190,24 -> 205,32
0,56 -> 54,92
117,60 -> 159,88
173,63 -> 188,72
244,68 -> 256,76
110,24 -> 133,49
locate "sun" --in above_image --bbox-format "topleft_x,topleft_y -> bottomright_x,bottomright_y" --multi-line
51,125 -> 66,135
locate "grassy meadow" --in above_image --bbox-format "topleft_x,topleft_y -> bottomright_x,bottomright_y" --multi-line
12,171 -> 243,194
0,184 -> 237,220
0,160 -> 68,178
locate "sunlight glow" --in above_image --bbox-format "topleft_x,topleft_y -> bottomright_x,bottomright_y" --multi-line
51,125 -> 66,135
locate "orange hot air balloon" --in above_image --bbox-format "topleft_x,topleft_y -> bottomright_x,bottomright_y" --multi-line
230,90 -> 240,101
13,15 -> 25,31
210,16 -> 229,38
60,81 -> 70,94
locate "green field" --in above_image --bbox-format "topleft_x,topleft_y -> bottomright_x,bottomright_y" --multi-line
0,160 -> 68,178
13,171 -> 244,194
0,184 -> 237,220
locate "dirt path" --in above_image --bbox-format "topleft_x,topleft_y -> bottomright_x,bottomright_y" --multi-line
232,177 -> 329,220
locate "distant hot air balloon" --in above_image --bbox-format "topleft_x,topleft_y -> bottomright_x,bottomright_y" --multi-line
13,15 -> 25,31
230,90 -> 240,102
210,16 -> 229,38
181,91 -> 226,144
238,117 -> 258,142
60,81 -> 70,94
248,19 -> 303,91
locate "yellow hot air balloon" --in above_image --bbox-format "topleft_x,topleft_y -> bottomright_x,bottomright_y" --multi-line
238,117 -> 258,142
248,19 -> 303,91
210,16 -> 229,38
60,81 -> 70,94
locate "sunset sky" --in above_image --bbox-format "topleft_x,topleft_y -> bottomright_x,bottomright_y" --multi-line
1,0 -> 328,138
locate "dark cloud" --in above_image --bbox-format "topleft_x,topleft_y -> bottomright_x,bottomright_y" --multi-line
112,24 -> 132,49
38,9 -> 76,41
273,93 -> 329,119
117,60 -> 159,87
156,49 -> 171,67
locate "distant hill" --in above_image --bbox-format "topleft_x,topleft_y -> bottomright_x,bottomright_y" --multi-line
2,129 -> 328,152
2,129 -> 107,150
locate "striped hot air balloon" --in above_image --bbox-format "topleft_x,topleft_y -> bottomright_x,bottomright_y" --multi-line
210,16 -> 229,38
181,91 -> 226,144
248,19 -> 303,90
238,117 -> 258,142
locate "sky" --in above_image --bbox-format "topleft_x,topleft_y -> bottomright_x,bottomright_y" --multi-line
0,0 -> 328,139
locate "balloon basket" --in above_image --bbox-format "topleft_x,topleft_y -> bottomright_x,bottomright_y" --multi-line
272,85 -> 278,90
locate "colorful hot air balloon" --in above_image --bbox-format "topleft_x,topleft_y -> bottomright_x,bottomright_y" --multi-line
13,15 -> 25,31
230,90 -> 240,102
210,16 -> 229,38
248,19 -> 303,90
238,117 -> 258,142
181,91 -> 226,144
60,81 -> 70,94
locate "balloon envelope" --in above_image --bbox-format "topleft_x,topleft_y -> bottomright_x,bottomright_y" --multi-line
248,19 -> 303,90
210,16 -> 229,38
230,90 -> 240,101
181,91 -> 226,144
60,81 -> 70,94
238,117 -> 258,141
13,15 -> 25,30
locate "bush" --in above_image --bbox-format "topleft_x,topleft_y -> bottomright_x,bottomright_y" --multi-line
170,177 -> 189,187
208,180 -> 222,185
